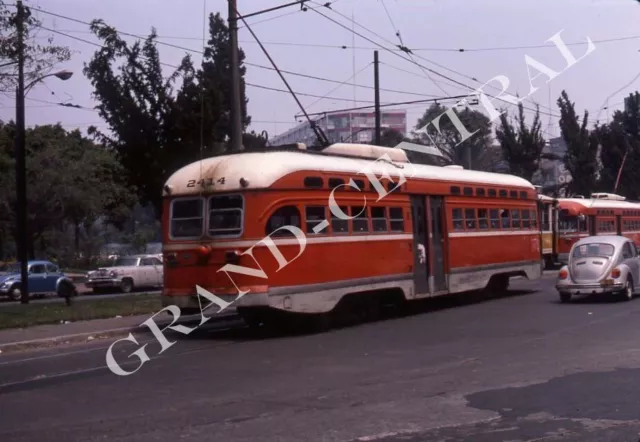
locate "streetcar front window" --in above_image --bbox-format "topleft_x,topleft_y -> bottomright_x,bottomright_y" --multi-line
170,198 -> 204,239
209,195 -> 244,237
559,211 -> 587,233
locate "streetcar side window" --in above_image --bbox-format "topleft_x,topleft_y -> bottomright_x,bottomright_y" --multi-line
531,210 -> 537,229
465,208 -> 476,230
452,208 -> 464,231
209,195 -> 244,237
490,209 -> 500,229
511,209 -> 521,228
522,209 -> 531,228
371,207 -> 388,232
266,205 -> 301,237
305,206 -> 327,235
501,209 -> 510,229
331,205 -> 349,234
352,206 -> 369,233
170,198 -> 204,239
542,207 -> 550,230
478,208 -> 489,230
389,207 -> 404,232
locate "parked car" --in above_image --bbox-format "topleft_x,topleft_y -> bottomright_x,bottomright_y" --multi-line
556,235 -> 640,303
0,260 -> 78,301
86,254 -> 163,294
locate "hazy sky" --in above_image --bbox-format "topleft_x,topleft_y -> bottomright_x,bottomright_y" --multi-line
2,0 -> 640,143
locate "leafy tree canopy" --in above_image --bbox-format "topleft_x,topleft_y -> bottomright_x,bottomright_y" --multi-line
0,1 -> 71,92
84,13 -> 251,214
0,123 -> 135,258
496,102 -> 546,181
412,103 -> 494,171
557,90 -> 599,197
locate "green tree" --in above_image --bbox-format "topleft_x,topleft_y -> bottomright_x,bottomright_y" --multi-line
84,13 -> 252,214
242,130 -> 269,150
557,90 -> 599,197
0,122 -> 14,259
0,123 -> 136,258
412,103 -> 494,170
0,1 -> 71,92
378,127 -> 406,147
597,91 -> 640,198
495,102 -> 546,181
84,21 -> 194,215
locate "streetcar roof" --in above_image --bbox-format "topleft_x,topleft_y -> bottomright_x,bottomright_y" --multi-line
163,149 -> 535,196
558,198 -> 640,210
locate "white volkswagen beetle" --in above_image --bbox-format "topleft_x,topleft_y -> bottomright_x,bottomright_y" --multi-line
556,235 -> 640,303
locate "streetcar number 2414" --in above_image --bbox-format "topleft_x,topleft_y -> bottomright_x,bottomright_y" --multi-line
187,177 -> 226,188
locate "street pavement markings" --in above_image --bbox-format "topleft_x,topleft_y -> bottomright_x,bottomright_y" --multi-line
0,326 -> 243,393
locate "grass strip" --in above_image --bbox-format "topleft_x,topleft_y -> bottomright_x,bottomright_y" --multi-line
0,294 -> 161,330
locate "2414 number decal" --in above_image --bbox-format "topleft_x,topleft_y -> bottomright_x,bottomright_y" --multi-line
186,177 -> 226,188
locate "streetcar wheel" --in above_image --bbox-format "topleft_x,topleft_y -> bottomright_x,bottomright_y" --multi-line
486,275 -> 509,295
307,313 -> 332,333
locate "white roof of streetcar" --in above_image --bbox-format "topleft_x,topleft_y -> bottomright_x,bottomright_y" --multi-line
559,197 -> 640,210
163,143 -> 535,196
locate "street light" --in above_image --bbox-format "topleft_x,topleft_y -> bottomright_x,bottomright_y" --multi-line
14,67 -> 74,304
25,70 -> 74,94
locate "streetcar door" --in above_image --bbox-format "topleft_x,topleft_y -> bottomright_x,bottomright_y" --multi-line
410,195 -> 429,295
429,196 -> 447,292
588,215 -> 596,236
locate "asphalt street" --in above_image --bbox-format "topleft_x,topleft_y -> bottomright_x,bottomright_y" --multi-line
3,274 -> 640,441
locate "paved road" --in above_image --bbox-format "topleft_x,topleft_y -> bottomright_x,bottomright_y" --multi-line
4,274 -> 640,441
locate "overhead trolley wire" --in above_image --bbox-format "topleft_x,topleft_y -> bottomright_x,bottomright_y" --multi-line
309,2 -> 561,118
32,6 -> 444,100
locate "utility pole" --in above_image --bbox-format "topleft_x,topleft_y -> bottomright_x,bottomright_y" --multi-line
14,0 -> 29,304
374,50 -> 381,146
228,0 -> 243,152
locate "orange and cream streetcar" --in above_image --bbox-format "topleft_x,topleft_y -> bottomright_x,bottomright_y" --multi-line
555,193 -> 640,263
160,143 -> 542,328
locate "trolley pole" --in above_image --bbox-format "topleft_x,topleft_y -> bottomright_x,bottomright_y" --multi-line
14,0 -> 29,304
374,50 -> 381,146
228,0 -> 243,152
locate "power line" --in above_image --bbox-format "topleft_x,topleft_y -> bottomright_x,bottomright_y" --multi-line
40,29 -> 640,53
314,1 -> 562,115
310,3 -> 562,118
305,62 -> 372,109
378,0 -> 451,97
32,8 -> 443,99
32,16 -> 563,121
37,25 -> 383,104
296,94 -> 469,117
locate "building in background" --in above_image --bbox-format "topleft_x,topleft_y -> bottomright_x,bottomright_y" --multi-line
533,136 -> 571,194
269,110 -> 407,146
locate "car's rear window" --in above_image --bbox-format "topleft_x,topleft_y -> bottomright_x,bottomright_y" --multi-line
572,243 -> 615,258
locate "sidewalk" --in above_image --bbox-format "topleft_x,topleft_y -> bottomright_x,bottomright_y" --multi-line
0,310 -> 238,354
